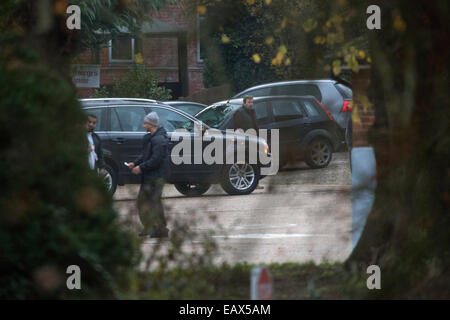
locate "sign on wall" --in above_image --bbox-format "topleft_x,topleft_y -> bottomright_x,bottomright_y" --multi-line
72,65 -> 100,88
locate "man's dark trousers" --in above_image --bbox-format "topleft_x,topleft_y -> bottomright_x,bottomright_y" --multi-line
137,178 -> 167,234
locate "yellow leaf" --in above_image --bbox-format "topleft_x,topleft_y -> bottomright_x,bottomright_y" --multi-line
265,37 -> 274,45
197,5 -> 207,15
358,50 -> 366,59
221,34 -> 230,43
252,54 -> 261,64
265,0 -> 272,5
352,105 -> 361,124
278,45 -> 287,54
284,58 -> 291,66
393,14 -> 406,32
246,0 -> 255,5
276,51 -> 284,61
134,53 -> 144,64
281,18 -> 287,29
332,60 -> 341,76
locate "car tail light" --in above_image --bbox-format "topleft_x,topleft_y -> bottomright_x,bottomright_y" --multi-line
341,100 -> 353,112
313,98 -> 335,121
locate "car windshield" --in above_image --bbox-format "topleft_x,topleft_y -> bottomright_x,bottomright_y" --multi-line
176,105 -> 204,116
195,103 -> 241,129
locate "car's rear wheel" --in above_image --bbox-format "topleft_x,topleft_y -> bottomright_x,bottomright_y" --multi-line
102,164 -> 118,195
305,137 -> 333,168
175,183 -> 211,196
220,163 -> 259,195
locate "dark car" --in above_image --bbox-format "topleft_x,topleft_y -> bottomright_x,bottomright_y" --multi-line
232,80 -> 352,145
163,101 -> 207,116
195,96 -> 342,168
80,98 -> 270,196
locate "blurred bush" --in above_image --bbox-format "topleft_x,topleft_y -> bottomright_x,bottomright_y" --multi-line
0,42 -> 141,299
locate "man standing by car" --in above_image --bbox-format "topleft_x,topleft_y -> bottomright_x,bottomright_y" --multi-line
233,95 -> 259,132
86,114 -> 106,175
233,96 -> 265,189
127,112 -> 170,238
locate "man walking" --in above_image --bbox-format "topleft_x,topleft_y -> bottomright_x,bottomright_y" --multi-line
127,112 -> 170,238
233,95 -> 259,132
86,114 -> 106,174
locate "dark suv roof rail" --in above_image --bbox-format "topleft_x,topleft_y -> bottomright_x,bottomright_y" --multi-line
79,98 -> 158,103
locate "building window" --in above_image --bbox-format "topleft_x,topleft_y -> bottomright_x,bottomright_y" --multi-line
197,13 -> 207,63
109,34 -> 135,63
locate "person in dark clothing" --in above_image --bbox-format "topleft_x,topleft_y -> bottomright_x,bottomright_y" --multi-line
233,96 -> 264,189
86,114 -> 106,174
127,112 -> 169,238
233,95 -> 259,132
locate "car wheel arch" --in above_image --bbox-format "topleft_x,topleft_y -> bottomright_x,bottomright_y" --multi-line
301,129 -> 335,152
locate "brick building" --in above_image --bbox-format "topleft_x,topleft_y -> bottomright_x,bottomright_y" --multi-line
74,4 -> 204,99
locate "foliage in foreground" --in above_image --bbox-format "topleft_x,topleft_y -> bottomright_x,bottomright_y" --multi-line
137,262 -> 369,300
0,41 -> 141,299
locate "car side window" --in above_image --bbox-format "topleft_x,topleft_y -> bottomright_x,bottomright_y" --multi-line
84,108 -> 104,131
254,101 -> 270,124
274,84 -> 322,101
271,99 -> 305,122
302,100 -> 320,117
111,108 -> 122,131
151,108 -> 193,132
236,87 -> 271,98
114,106 -> 147,132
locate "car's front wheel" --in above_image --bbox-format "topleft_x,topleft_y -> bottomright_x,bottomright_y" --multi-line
305,137 -> 333,168
102,164 -> 118,195
220,163 -> 259,195
175,183 -> 211,196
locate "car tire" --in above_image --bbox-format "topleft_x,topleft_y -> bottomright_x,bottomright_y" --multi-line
103,164 -> 118,195
220,163 -> 259,195
305,137 -> 333,168
175,183 -> 211,196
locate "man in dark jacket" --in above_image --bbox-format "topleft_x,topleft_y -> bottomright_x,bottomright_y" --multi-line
86,114 -> 106,174
233,95 -> 259,132
128,112 -> 169,238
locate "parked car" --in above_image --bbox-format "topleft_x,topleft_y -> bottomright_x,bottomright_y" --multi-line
163,101 -> 207,116
195,96 -> 342,168
80,98 -> 270,196
232,80 -> 352,146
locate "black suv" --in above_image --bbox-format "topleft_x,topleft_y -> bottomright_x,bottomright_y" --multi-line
232,80 -> 352,144
196,96 -> 342,168
80,98 -> 270,196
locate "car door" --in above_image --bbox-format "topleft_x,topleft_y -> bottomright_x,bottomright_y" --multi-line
149,106 -> 215,181
110,105 -> 148,184
268,98 -> 309,156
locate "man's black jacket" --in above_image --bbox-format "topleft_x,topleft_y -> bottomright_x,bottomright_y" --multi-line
134,127 -> 169,183
233,106 -> 259,132
91,131 -> 105,169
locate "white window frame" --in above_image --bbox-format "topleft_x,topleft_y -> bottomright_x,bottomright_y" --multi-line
197,13 -> 206,63
109,35 -> 135,63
